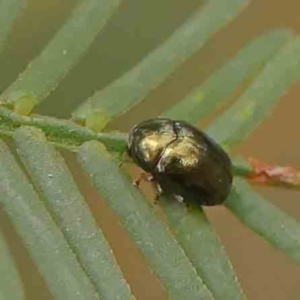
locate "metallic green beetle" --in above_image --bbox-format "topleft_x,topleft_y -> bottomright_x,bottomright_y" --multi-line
127,118 -> 232,206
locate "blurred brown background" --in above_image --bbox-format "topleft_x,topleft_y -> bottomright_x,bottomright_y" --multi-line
1,0 -> 300,299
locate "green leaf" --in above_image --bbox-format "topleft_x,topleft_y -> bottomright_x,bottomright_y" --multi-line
0,0 -> 25,52
158,31 -> 270,296
0,139 -> 99,300
72,0 -> 248,123
226,178 -> 300,263
0,232 -> 24,300
13,126 -> 133,299
164,30 -> 292,121
1,0 -> 123,113
78,141 -> 214,300
206,36 -> 300,147
160,197 -> 245,300
0,1 -> 298,298
180,32 -> 300,265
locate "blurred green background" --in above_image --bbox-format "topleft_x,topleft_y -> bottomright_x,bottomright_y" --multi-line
1,0 -> 300,299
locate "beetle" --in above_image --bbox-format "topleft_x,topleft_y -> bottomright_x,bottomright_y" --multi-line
126,118 -> 233,206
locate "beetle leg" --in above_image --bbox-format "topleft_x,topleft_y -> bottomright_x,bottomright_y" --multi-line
146,173 -> 154,181
133,172 -> 153,187
174,194 -> 184,203
154,184 -> 163,204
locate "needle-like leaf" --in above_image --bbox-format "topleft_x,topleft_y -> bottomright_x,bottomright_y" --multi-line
226,178 -> 300,263
1,0 -> 123,114
0,139 -> 99,300
14,126 -> 134,299
203,35 -> 300,262
207,36 -> 300,148
72,0 -> 248,125
0,0 -> 25,52
160,197 -> 244,300
164,30 -> 292,122
78,140 -> 214,300
0,232 -> 24,300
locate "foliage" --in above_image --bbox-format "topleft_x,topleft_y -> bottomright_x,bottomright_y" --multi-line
0,1 -> 299,299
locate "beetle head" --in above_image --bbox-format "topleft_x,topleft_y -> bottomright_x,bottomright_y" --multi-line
127,118 -> 177,172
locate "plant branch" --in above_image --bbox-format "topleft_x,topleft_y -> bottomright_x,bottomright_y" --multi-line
1,106 -> 299,189
0,106 -> 127,153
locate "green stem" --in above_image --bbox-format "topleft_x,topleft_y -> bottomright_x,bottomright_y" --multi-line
0,106 -> 127,153
1,106 -> 298,188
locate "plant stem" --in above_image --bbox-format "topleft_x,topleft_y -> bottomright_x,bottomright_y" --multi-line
1,106 -> 299,189
0,106 -> 127,153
